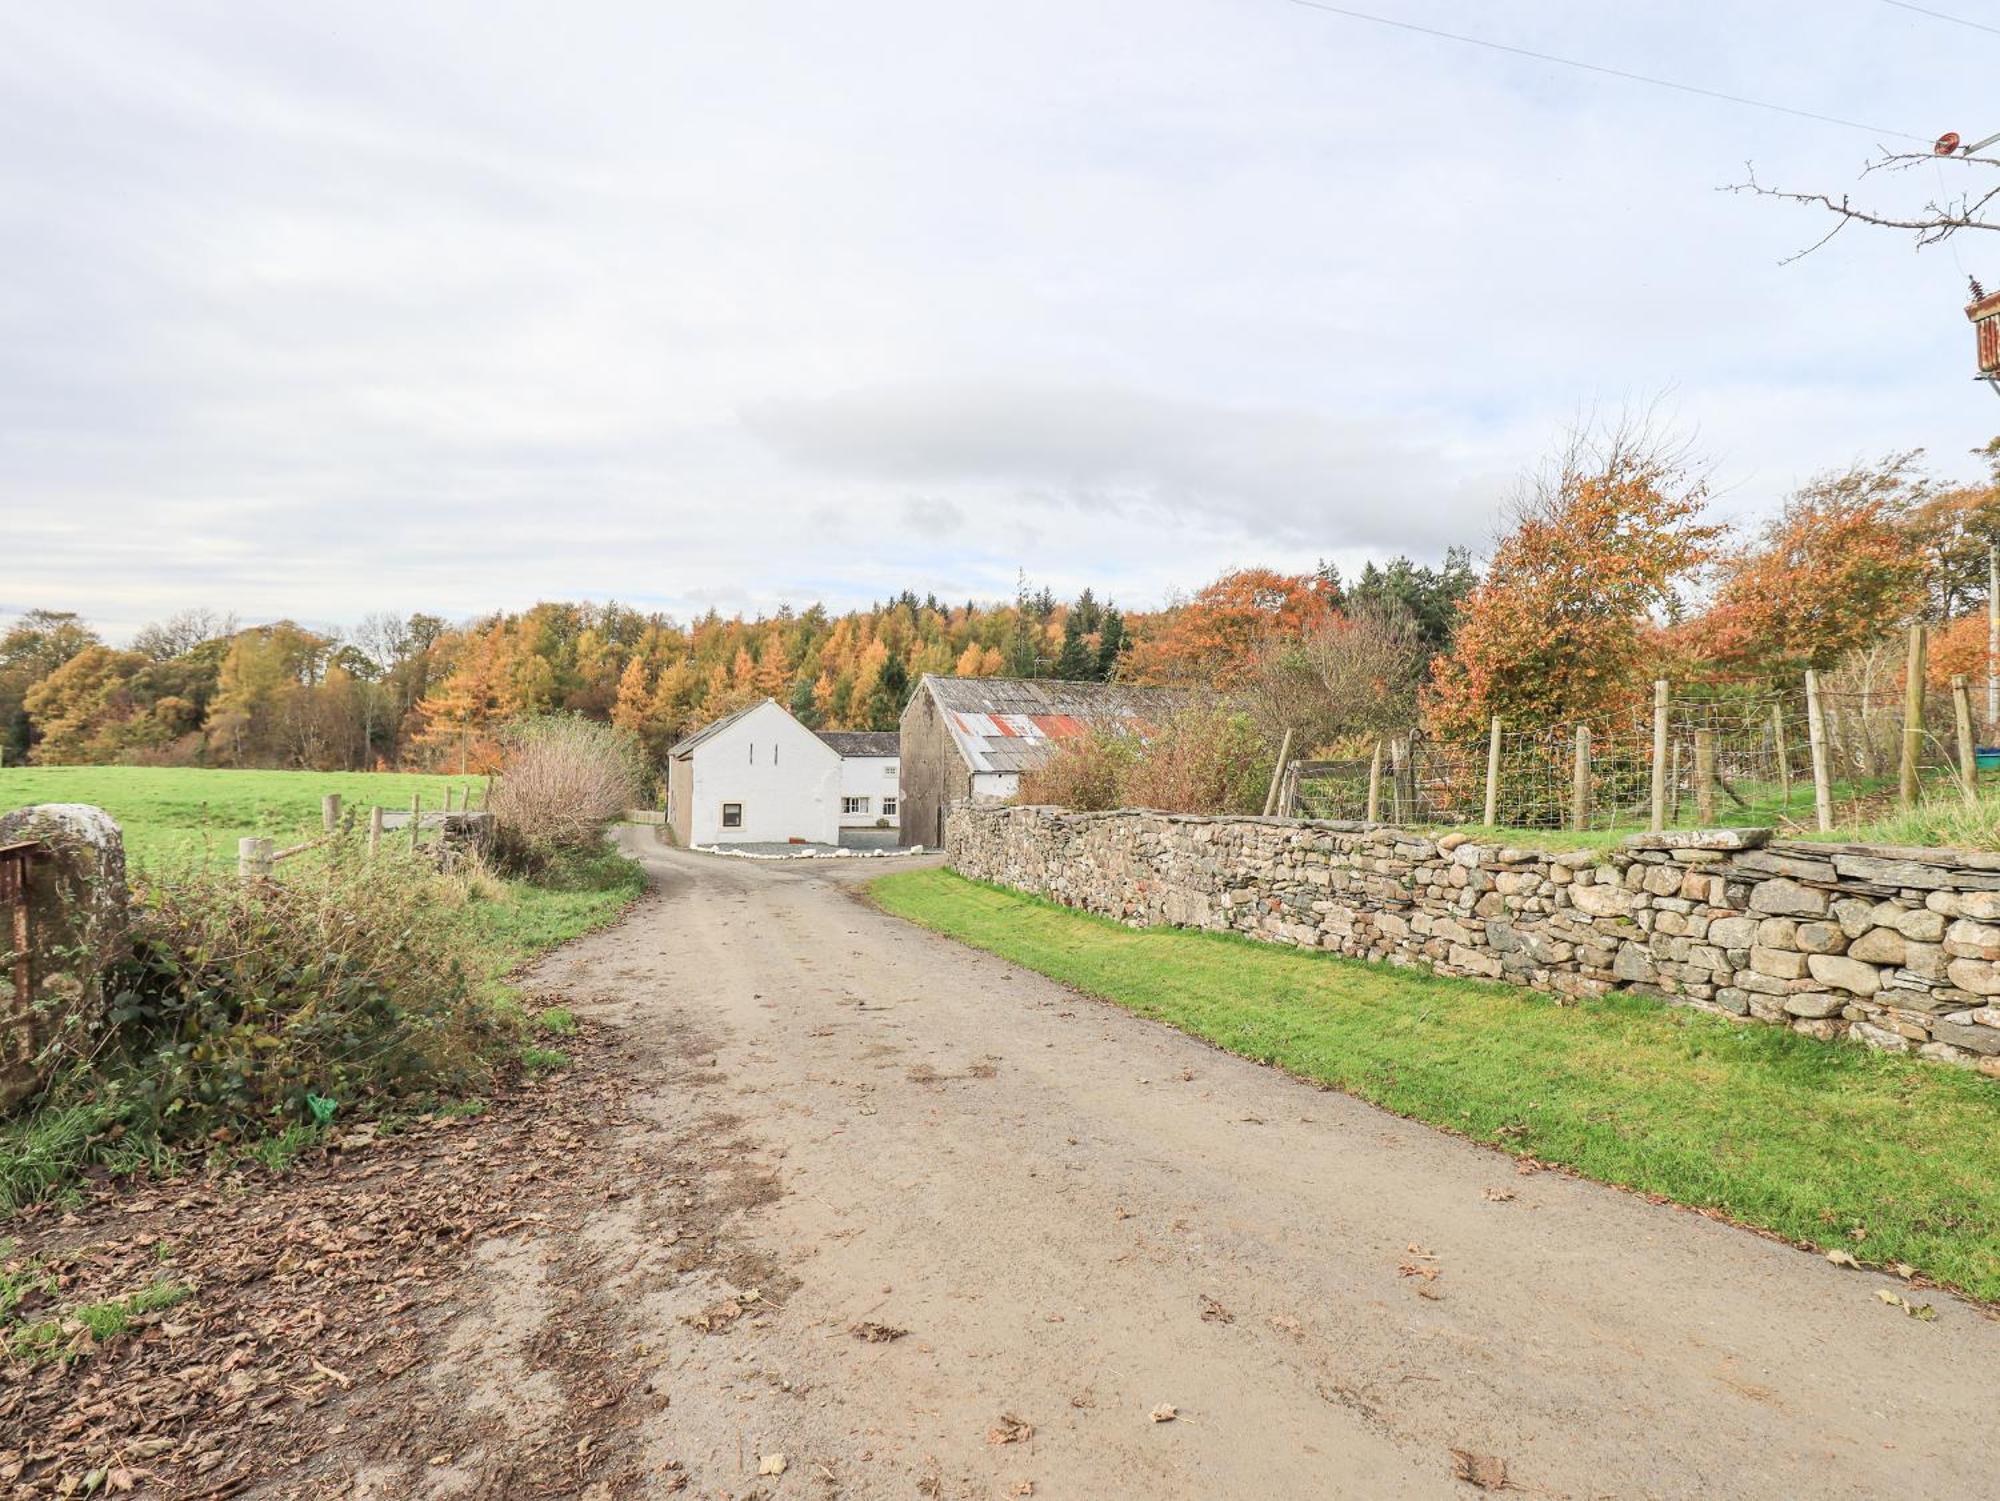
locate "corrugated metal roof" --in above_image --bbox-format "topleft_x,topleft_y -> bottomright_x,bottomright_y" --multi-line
815,730 -> 901,758
919,675 -> 1192,775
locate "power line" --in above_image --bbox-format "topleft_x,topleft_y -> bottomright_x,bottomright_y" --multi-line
1286,0 -> 1927,144
1878,0 -> 2000,38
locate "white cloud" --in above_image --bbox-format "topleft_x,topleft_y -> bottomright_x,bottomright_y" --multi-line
2,0 -> 1996,639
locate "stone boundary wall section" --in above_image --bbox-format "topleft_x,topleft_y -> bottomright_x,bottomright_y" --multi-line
945,805 -> 2000,1077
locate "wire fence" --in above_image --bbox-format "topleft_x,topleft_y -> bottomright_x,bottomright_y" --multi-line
1285,666 -> 1981,837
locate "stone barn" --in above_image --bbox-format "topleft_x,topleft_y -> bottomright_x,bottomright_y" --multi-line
898,675 -> 1188,851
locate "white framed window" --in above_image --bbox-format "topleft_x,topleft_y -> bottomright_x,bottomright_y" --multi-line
882,797 -> 898,817
722,802 -> 743,829
842,796 -> 870,815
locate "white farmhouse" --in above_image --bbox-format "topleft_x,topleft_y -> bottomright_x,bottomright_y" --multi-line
665,698 -> 840,848
815,730 -> 901,847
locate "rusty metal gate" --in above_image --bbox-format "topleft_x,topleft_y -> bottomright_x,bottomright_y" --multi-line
1,840 -> 36,1009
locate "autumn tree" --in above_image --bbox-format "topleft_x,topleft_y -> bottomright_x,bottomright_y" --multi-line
1427,427 -> 1721,739
1125,569 -> 1332,687
1690,455 -> 1931,682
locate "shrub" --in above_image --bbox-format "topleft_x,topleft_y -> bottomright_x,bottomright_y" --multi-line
487,715 -> 643,863
1017,708 -> 1272,816
1017,724 -> 1136,811
1118,708 -> 1271,815
88,853 -> 508,1145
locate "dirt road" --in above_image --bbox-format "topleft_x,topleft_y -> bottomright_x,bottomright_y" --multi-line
32,832 -> 1985,1497
313,831 -> 1988,1501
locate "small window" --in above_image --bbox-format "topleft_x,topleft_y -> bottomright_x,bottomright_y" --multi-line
883,764 -> 896,777
722,803 -> 743,829
748,742 -> 754,764
842,796 -> 870,815
883,797 -> 898,817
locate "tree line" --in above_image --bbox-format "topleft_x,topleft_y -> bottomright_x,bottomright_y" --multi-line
10,425 -> 1996,776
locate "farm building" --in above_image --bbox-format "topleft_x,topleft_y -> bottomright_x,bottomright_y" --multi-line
665,698 -> 841,847
816,730 -> 902,847
898,675 -> 1187,850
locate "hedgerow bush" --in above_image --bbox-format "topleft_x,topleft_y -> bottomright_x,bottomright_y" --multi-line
87,855 -> 508,1145
487,715 -> 643,867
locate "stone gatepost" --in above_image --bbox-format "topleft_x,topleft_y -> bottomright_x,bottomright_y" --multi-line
0,804 -> 129,1112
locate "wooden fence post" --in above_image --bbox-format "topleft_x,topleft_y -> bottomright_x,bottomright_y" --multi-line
322,793 -> 341,833
1570,724 -> 1590,832
444,786 -> 456,814
1805,668 -> 1833,833
1771,702 -> 1791,805
409,793 -> 422,850
238,837 -> 272,883
1263,728 -> 1294,817
1900,623 -> 1927,810
1483,715 -> 1502,827
1953,673 -> 1978,805
1650,679 -> 1668,832
368,805 -> 384,859
1365,738 -> 1384,823
1694,730 -> 1716,825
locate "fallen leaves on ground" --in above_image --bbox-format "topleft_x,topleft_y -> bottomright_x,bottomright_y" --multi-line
1148,1403 -> 1178,1423
0,1020 -> 732,1498
1198,1295 -> 1233,1324
758,1453 -> 787,1476
987,1414 -> 1034,1446
1875,1288 -> 1938,1321
1480,1187 -> 1516,1203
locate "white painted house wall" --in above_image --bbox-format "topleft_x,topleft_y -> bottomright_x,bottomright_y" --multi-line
686,700 -> 839,846
836,755 -> 901,830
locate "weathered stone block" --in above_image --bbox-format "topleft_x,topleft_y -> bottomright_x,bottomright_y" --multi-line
1708,915 -> 1757,949
1944,919 -> 2000,961
1621,828 -> 1771,851
1750,879 -> 1826,917
1568,883 -> 1633,918
1807,953 -> 1881,996
1794,921 -> 1847,955
1612,945 -> 1658,984
1945,958 -> 2000,997
1846,928 -> 1906,966
1749,946 -> 1809,980
1782,992 -> 1846,1019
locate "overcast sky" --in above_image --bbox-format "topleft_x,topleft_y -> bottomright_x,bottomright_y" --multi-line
4,1 -> 1997,640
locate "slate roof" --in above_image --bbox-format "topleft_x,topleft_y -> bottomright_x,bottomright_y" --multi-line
815,730 -> 901,758
668,698 -> 775,757
917,675 -> 1193,775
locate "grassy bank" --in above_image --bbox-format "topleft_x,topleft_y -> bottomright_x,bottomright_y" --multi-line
871,868 -> 2000,1303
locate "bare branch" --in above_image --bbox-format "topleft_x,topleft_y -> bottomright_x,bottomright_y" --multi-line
1729,155 -> 2000,261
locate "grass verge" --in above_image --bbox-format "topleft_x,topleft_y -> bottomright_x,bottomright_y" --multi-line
871,868 -> 2000,1303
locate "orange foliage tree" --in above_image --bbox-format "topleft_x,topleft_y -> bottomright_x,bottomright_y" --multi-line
1124,568 -> 1332,687
1688,456 -> 1930,683
1427,432 -> 1720,740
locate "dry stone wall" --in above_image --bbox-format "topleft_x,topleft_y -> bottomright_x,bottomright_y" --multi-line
945,805 -> 2000,1076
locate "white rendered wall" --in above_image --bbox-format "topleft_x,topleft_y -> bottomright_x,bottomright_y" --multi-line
836,755 -> 901,828
688,701 -> 840,845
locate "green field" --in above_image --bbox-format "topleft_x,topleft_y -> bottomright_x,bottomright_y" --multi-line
872,868 -> 2000,1303
0,765 -> 489,869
